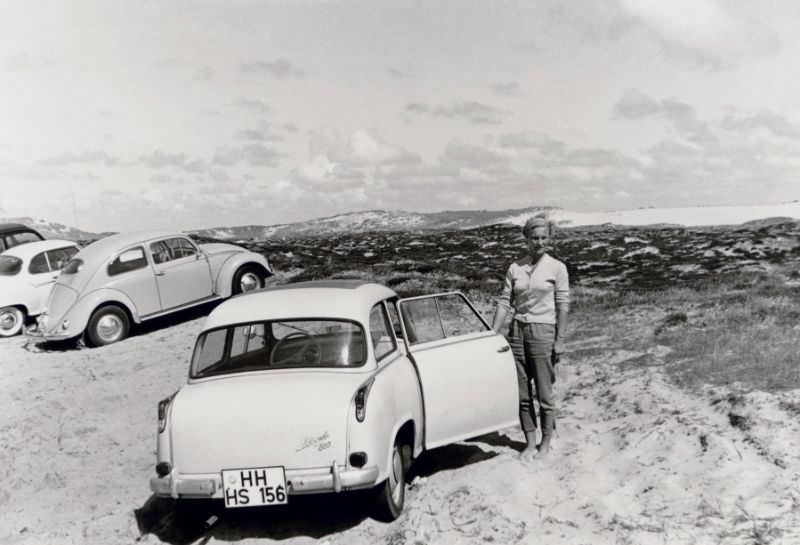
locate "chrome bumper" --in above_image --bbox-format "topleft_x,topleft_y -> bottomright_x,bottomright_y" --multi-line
150,463 -> 380,499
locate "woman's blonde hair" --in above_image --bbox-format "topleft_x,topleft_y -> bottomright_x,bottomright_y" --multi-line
522,213 -> 556,238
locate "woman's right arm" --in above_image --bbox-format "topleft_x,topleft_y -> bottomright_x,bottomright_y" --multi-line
491,265 -> 514,333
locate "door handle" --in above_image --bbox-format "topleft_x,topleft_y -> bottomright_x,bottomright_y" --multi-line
497,346 -> 510,353
155,271 -> 166,276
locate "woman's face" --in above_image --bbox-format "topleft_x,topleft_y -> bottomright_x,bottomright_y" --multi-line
526,226 -> 551,257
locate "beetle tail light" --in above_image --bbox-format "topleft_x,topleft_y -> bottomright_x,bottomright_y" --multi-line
354,379 -> 375,423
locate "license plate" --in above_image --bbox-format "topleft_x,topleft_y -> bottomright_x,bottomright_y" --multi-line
221,466 -> 288,509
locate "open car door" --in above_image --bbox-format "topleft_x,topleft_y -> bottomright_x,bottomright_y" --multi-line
397,292 -> 518,449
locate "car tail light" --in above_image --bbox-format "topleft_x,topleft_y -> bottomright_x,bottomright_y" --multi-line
354,379 -> 375,423
157,392 -> 177,433
156,462 -> 171,477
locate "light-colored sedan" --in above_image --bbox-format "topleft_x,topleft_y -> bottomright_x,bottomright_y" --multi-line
149,280 -> 518,520
33,231 -> 272,346
0,239 -> 80,337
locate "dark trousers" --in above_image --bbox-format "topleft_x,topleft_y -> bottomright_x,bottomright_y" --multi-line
508,321 -> 556,436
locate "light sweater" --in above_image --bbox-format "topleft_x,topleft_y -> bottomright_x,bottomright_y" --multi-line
496,253 -> 570,325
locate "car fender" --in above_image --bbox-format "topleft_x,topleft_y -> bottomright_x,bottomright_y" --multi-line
346,354 -> 423,484
53,288 -> 140,339
212,252 -> 272,298
0,282 -> 38,316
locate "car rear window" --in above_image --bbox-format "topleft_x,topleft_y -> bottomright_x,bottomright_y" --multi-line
191,319 -> 367,378
0,256 -> 22,276
62,258 -> 84,275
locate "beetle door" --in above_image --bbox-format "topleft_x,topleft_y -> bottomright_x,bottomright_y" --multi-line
149,237 -> 214,311
397,292 -> 518,449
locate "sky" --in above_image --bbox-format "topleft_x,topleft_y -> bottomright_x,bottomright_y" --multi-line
2,0 -> 800,232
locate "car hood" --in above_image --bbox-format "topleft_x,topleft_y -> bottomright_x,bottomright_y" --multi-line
170,370 -> 369,473
199,243 -> 245,256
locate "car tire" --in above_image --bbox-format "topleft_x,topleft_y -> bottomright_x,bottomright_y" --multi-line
86,305 -> 130,347
372,437 -> 410,522
232,265 -> 264,295
0,306 -> 25,337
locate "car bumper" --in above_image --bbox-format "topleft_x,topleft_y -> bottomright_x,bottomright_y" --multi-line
149,463 -> 380,499
25,324 -> 73,341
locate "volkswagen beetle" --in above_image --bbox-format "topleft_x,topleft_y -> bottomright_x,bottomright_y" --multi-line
149,280 -> 518,520
0,239 -> 80,337
32,231 -> 272,346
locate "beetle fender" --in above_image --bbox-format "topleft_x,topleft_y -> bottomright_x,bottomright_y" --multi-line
213,253 -> 272,298
51,288 -> 140,340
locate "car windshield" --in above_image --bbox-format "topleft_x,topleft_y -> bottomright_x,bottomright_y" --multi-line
191,319 -> 367,378
0,256 -> 22,276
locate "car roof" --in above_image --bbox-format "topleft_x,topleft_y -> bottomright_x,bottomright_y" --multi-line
76,230 -> 188,262
0,223 -> 42,235
0,239 -> 78,260
203,280 -> 398,330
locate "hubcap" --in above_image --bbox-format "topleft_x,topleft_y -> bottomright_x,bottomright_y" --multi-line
240,272 -> 260,292
0,308 -> 21,334
390,445 -> 403,504
96,314 -> 123,342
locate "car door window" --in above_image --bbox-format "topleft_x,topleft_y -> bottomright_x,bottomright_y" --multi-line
46,246 -> 79,271
399,293 -> 489,345
369,303 -> 397,361
108,247 -> 148,276
230,323 -> 267,358
28,252 -> 50,274
177,238 -> 198,258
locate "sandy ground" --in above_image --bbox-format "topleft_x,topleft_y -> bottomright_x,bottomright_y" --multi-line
1,313 -> 799,545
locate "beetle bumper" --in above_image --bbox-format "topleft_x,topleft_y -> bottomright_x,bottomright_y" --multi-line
150,463 -> 380,499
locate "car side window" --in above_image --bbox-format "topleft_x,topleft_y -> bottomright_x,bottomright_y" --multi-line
177,238 -> 197,258
28,252 -> 50,274
369,304 -> 397,361
230,323 -> 267,358
399,293 -> 488,345
46,246 -> 79,271
151,238 -> 196,264
108,247 -> 148,276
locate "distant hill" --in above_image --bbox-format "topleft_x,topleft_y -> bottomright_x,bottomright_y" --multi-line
0,217 -> 105,241
191,207 -> 557,240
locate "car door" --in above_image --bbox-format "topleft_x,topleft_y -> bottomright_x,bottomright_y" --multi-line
148,237 -> 214,311
397,292 -> 518,449
105,246 -> 161,317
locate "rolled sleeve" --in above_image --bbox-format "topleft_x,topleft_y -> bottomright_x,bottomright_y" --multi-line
554,264 -> 570,308
496,265 -> 514,312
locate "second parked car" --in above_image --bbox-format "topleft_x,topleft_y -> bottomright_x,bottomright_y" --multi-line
32,231 -> 272,346
0,239 -> 81,337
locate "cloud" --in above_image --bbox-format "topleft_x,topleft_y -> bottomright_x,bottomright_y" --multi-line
405,101 -> 509,125
490,82 -> 520,96
139,150 -> 189,169
309,129 -> 421,167
38,151 -> 119,167
240,59 -> 305,78
230,98 -> 272,114
617,0 -> 780,68
720,110 -> 800,140
212,144 -> 285,167
497,133 -> 566,156
613,89 -> 716,145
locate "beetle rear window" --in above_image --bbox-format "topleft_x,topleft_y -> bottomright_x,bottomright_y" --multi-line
191,319 -> 367,378
0,256 -> 22,276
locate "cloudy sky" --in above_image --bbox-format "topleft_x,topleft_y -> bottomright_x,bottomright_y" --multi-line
2,0 -> 799,232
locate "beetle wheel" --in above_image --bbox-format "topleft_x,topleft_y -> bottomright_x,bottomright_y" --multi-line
232,265 -> 264,295
86,305 -> 130,347
0,306 -> 25,337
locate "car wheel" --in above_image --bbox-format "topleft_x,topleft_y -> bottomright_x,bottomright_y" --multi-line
86,305 -> 130,347
0,306 -> 25,337
232,265 -> 264,295
373,437 -> 410,521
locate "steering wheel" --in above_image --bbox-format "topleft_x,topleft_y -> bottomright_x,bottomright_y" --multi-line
270,331 -> 322,366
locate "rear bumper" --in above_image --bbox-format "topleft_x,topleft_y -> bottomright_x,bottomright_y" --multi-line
150,463 -> 380,499
25,324 -> 72,341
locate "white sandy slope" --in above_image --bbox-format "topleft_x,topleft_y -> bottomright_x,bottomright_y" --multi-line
506,202 -> 800,228
1,318 -> 799,545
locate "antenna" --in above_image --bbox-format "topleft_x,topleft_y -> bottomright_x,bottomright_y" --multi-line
71,187 -> 79,230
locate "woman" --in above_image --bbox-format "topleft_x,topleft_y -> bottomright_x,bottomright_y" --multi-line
491,215 -> 569,459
